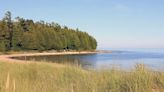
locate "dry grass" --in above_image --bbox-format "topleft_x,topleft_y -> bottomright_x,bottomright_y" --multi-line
0,62 -> 163,92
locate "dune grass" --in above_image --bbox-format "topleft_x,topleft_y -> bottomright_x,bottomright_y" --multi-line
0,61 -> 163,92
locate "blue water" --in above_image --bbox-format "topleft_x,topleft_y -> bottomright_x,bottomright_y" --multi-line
94,49 -> 164,71
15,49 -> 164,71
91,48 -> 164,70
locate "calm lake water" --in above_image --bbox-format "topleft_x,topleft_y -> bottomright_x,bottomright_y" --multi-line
14,49 -> 164,71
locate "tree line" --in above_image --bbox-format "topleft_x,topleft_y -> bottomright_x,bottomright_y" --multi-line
0,11 -> 97,52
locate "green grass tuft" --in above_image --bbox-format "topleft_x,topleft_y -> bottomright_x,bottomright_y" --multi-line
0,62 -> 163,92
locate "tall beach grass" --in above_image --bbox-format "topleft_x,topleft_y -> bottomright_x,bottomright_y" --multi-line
0,61 -> 163,92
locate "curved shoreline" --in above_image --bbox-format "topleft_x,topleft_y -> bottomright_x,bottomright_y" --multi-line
0,51 -> 107,63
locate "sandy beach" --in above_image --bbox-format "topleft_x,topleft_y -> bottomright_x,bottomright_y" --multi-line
0,51 -> 101,63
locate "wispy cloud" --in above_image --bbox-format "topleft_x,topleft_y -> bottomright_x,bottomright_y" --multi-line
113,4 -> 130,12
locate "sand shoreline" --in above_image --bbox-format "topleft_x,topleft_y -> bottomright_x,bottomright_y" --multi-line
0,50 -> 111,63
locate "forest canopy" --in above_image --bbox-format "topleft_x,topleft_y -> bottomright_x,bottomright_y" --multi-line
0,11 -> 97,52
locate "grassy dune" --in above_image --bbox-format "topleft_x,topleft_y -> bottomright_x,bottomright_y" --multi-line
0,61 -> 163,92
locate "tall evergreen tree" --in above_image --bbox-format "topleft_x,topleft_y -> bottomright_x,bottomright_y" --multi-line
4,11 -> 13,50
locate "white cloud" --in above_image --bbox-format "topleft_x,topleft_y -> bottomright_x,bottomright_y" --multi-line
113,4 -> 130,12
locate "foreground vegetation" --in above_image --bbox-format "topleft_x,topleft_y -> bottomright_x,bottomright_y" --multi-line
0,11 -> 97,52
0,61 -> 163,92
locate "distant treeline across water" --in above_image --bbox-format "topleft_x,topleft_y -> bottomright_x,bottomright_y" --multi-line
0,11 -> 97,51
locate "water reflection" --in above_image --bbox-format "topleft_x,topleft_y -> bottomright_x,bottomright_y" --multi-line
14,54 -> 97,70
13,51 -> 164,71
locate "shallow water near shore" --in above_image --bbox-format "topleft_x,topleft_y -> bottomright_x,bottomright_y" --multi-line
14,49 -> 164,71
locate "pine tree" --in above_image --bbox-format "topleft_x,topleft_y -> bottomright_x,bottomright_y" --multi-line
4,11 -> 13,50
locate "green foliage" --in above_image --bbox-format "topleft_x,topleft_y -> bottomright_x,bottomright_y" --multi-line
4,11 -> 13,49
0,40 -> 6,51
21,32 -> 38,50
12,19 -> 23,50
0,11 -> 97,52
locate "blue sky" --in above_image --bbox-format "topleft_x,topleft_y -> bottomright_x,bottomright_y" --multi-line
1,0 -> 164,49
